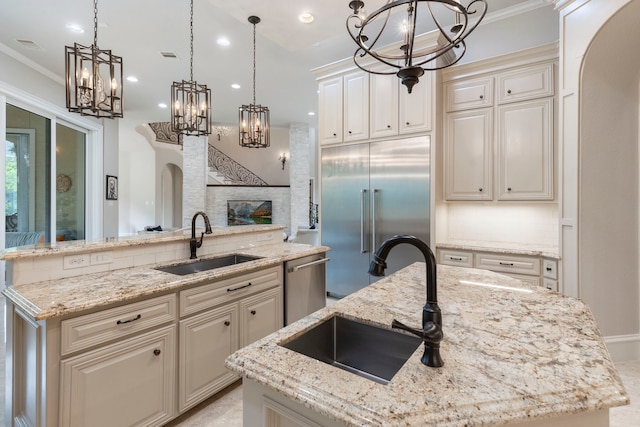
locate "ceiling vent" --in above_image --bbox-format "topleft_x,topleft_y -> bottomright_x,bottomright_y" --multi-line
160,51 -> 179,59
16,39 -> 42,50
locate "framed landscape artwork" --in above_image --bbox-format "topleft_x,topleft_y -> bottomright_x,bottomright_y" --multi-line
227,200 -> 272,226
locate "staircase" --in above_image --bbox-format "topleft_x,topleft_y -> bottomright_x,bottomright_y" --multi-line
207,144 -> 267,186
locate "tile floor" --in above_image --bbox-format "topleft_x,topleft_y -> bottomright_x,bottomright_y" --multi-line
1,295 -> 638,426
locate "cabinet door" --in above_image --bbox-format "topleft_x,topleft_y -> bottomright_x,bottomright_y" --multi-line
318,76 -> 343,145
444,109 -> 493,200
497,63 -> 554,104
60,326 -> 176,427
444,76 -> 493,112
240,288 -> 282,346
179,305 -> 239,412
497,98 -> 553,200
343,71 -> 369,142
399,71 -> 432,134
370,73 -> 398,138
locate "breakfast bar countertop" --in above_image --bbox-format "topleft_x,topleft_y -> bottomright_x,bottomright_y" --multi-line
225,263 -> 627,427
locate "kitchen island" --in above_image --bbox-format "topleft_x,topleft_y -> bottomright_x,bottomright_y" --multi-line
225,263 -> 628,427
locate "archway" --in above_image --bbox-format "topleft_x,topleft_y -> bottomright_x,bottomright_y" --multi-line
161,163 -> 183,229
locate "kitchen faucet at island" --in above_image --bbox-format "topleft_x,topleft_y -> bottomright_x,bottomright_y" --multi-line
190,211 -> 213,259
369,235 -> 444,367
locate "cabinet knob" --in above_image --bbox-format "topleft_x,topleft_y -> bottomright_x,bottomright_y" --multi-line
224,320 -> 231,326
507,187 -> 512,191
332,133 -> 336,137
153,349 -> 161,356
387,125 -> 391,129
479,94 -> 484,99
348,130 -> 352,134
546,267 -> 553,271
507,89 -> 512,94
478,188 -> 483,192
250,310 -> 257,315
406,122 -> 410,126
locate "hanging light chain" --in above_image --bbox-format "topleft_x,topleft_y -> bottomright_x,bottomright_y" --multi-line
189,0 -> 194,82
93,0 -> 98,47
252,19 -> 257,106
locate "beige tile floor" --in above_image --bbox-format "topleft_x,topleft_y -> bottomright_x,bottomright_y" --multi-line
0,295 -> 638,426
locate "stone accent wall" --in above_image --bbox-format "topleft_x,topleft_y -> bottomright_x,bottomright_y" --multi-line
288,123 -> 310,240
182,135 -> 208,227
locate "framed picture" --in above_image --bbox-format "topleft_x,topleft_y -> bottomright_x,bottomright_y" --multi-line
106,175 -> 118,200
227,200 -> 272,226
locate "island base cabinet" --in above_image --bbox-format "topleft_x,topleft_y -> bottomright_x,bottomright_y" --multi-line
59,325 -> 176,427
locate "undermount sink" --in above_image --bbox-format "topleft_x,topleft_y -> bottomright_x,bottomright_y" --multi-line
155,254 -> 262,276
281,315 -> 421,385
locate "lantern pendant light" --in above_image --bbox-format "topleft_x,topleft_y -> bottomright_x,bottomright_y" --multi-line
171,0 -> 212,136
65,0 -> 124,118
239,16 -> 270,148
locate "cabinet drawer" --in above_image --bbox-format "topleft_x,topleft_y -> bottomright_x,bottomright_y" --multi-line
439,250 -> 473,268
180,266 -> 282,317
543,278 -> 559,292
444,77 -> 493,112
61,293 -> 176,356
497,63 -> 554,104
542,259 -> 558,279
475,253 -> 540,276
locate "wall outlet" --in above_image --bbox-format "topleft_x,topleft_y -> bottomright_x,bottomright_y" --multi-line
63,254 -> 90,270
91,251 -> 114,265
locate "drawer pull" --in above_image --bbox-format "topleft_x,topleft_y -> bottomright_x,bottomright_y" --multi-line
153,349 -> 161,356
450,257 -> 463,261
224,320 -> 231,326
546,266 -> 553,271
250,310 -> 257,315
386,124 -> 391,129
499,262 -> 514,266
227,282 -> 252,292
507,89 -> 512,94
478,188 -> 483,192
116,314 -> 141,325
479,94 -> 484,99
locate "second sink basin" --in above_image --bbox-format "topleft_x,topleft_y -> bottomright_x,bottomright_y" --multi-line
281,315 -> 420,385
155,254 -> 262,275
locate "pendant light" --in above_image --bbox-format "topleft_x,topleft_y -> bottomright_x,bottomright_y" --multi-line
171,0 -> 212,136
239,16 -> 270,148
347,0 -> 488,93
65,0 -> 123,118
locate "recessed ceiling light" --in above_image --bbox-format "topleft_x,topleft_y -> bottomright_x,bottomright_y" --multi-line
65,23 -> 84,33
217,37 -> 230,47
231,83 -> 241,89
158,103 -> 168,109
126,76 -> 138,83
299,13 -> 314,24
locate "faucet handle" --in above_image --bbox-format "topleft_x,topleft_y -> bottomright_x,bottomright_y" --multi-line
392,319 -> 442,344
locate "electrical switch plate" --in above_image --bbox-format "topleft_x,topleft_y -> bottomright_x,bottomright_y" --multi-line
63,254 -> 90,270
91,251 -> 113,265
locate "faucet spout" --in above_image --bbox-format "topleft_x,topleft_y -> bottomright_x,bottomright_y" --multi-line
368,234 -> 444,368
190,211 -> 213,259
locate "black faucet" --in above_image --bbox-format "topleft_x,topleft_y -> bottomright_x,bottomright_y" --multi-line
190,211 -> 213,259
368,235 -> 444,368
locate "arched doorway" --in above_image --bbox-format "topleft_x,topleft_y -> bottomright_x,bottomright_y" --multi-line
161,163 -> 183,229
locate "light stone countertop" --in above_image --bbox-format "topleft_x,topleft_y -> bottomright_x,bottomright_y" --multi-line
225,263 -> 627,427
437,239 -> 560,259
2,242 -> 328,321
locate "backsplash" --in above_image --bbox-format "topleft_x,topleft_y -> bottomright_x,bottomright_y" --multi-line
442,203 -> 558,247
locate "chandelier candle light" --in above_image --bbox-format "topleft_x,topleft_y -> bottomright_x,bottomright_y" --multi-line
65,0 -> 123,118
239,16 -> 270,148
171,0 -> 212,136
347,0 -> 488,93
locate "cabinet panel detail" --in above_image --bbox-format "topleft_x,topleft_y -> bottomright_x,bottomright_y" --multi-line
497,63 -> 554,104
444,77 -> 493,112
61,293 -> 176,355
318,76 -> 343,145
343,72 -> 369,142
399,72 -> 432,134
439,250 -> 473,268
240,288 -> 282,346
370,74 -> 399,138
475,253 -> 541,276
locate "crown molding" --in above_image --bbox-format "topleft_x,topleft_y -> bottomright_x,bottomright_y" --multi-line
0,41 -> 64,86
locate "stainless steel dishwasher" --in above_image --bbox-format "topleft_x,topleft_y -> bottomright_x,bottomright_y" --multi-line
284,254 -> 330,325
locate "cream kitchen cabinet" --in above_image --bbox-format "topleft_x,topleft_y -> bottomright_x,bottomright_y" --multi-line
399,71 -> 432,134
370,73 -> 399,138
443,59 -> 556,201
318,71 -> 369,145
444,108 -> 493,200
178,265 -> 283,412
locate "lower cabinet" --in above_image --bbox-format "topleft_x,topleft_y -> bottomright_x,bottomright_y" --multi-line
59,325 -> 176,427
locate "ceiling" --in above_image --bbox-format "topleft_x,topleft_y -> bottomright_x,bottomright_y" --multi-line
0,0 -> 532,128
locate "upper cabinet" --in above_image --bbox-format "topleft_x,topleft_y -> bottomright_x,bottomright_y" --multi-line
443,49 -> 557,202
317,66 -> 434,145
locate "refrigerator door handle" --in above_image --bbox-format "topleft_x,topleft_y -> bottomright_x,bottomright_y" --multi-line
372,188 -> 379,251
361,189 -> 368,253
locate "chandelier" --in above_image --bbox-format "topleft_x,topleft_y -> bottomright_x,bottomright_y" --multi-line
171,0 -> 211,136
347,0 -> 488,93
239,16 -> 270,148
65,0 -> 123,118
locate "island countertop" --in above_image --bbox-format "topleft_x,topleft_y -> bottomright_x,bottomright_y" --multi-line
225,263 -> 628,427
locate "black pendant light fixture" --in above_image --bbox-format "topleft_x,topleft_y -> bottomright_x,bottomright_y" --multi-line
239,16 -> 270,148
347,0 -> 488,93
171,0 -> 212,136
65,0 -> 123,118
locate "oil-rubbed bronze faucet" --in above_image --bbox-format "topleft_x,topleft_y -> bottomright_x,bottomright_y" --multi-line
190,211 -> 213,259
368,234 -> 444,368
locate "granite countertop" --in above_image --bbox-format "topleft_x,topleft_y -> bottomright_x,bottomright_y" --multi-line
2,242 -> 328,321
437,239 -> 560,259
225,263 -> 627,427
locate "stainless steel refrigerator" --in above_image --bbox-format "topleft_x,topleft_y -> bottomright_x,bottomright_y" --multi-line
321,136 -> 431,297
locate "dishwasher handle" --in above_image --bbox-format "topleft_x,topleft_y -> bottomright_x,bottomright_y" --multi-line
287,257 -> 330,273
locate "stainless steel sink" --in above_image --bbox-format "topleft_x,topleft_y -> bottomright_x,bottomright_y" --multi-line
281,315 -> 420,385
154,254 -> 262,275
